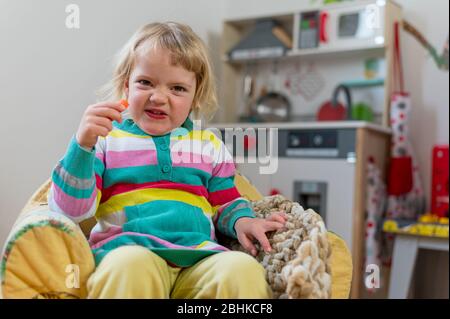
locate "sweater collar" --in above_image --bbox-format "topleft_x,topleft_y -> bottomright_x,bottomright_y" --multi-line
115,116 -> 194,137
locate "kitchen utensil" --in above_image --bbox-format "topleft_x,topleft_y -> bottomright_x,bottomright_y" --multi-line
254,92 -> 291,122
253,61 -> 291,122
317,84 -> 352,121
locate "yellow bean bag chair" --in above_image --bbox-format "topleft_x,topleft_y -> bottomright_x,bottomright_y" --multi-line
1,174 -> 352,299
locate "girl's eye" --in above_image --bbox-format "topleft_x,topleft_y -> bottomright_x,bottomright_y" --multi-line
137,80 -> 151,86
173,86 -> 187,92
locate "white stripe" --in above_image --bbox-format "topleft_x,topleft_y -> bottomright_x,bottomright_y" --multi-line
47,185 -> 97,224
106,136 -> 157,152
99,209 -> 127,225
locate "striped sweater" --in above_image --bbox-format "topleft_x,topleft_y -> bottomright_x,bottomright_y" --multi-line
48,117 -> 255,266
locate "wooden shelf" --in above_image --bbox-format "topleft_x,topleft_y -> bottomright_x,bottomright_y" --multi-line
222,44 -> 386,64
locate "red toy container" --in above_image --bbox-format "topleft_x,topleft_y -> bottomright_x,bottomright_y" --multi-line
431,145 -> 449,217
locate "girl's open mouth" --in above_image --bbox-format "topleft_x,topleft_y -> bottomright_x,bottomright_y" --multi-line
145,109 -> 168,120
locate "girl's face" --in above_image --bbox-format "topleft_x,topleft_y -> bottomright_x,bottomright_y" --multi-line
125,47 -> 196,136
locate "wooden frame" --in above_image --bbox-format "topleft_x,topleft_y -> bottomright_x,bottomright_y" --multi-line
351,127 -> 391,298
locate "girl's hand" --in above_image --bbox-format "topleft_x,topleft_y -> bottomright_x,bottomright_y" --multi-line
234,212 -> 288,256
76,101 -> 126,150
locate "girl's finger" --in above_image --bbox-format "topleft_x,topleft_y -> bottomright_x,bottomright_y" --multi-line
91,107 -> 123,123
91,116 -> 113,132
267,212 -> 287,224
92,101 -> 126,113
253,230 -> 272,253
237,233 -> 257,256
263,221 -> 285,232
89,124 -> 110,137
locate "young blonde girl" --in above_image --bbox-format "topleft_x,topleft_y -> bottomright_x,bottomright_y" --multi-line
49,22 -> 286,298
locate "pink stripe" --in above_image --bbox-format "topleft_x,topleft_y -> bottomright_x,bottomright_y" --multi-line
213,197 -> 241,224
105,150 -> 157,168
91,232 -> 194,250
88,225 -> 123,246
213,161 -> 236,177
171,152 -> 213,164
217,197 -> 241,215
210,225 -> 216,241
198,244 -> 229,252
91,232 -> 228,252
171,152 -> 214,174
52,182 -> 97,217
95,152 -> 104,162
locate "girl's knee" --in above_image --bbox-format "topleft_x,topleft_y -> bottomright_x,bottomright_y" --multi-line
97,245 -> 159,274
219,251 -> 266,279
212,252 -> 272,298
88,245 -> 173,298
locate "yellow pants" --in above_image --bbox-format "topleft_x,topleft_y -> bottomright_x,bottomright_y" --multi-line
87,245 -> 272,298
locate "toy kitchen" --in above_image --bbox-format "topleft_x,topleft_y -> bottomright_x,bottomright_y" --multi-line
215,0 -> 403,298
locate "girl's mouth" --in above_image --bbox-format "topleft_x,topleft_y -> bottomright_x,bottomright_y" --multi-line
145,109 -> 168,120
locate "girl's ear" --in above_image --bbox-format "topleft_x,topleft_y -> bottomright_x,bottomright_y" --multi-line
124,79 -> 129,98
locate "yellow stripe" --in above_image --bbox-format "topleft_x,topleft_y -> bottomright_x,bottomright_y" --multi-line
171,130 -> 221,150
96,191 -> 102,208
96,188 -> 213,218
109,129 -> 152,139
195,241 -> 209,249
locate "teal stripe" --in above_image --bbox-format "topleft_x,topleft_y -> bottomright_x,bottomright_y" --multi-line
94,157 -> 105,178
60,137 -> 96,179
102,165 -> 210,188
216,199 -> 254,238
208,175 -> 235,192
172,167 -> 211,186
113,117 -> 194,136
52,170 -> 96,199
122,200 -> 212,244
225,207 -> 255,238
113,120 -> 153,136
103,166 -> 160,188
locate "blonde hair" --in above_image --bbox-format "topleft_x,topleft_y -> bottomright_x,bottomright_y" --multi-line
97,22 -> 218,120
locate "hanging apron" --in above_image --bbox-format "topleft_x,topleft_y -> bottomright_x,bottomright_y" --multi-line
386,22 -> 426,220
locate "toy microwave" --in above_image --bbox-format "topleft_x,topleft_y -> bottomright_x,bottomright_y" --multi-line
297,0 -> 389,51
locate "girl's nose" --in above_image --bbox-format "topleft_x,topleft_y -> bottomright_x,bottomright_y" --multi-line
149,88 -> 168,104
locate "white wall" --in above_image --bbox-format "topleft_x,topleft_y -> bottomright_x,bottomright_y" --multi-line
0,0 -> 225,246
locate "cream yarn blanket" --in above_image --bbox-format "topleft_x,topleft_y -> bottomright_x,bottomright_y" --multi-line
222,195 -> 332,299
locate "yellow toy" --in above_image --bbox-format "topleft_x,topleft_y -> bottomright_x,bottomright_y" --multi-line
383,213 -> 449,238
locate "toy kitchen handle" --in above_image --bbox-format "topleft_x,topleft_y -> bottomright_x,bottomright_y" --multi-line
320,11 -> 329,43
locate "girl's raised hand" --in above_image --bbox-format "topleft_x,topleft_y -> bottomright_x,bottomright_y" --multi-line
75,101 -> 127,150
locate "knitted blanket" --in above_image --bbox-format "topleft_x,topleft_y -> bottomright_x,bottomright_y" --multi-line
220,195 -> 332,299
